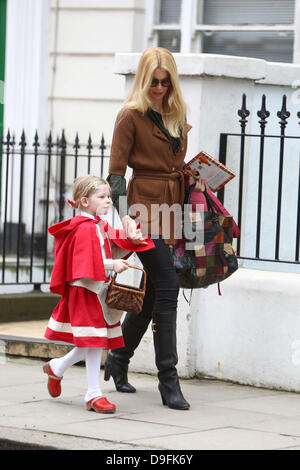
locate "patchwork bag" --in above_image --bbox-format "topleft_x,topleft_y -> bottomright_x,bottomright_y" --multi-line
171,186 -> 238,289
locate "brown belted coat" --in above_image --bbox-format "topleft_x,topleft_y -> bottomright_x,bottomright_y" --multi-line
108,107 -> 192,244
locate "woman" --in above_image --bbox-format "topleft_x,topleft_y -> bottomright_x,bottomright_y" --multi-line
105,47 -> 206,410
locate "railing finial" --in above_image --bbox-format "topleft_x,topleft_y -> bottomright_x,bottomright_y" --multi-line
238,93 -> 250,132
277,95 -> 290,131
257,94 -> 270,131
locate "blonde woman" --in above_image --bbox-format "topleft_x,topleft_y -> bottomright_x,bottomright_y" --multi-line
105,47 -> 205,410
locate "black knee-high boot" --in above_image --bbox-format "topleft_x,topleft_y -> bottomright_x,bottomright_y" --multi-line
152,311 -> 190,410
104,312 -> 151,392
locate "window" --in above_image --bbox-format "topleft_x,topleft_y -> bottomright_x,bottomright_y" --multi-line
155,0 -> 182,24
198,0 -> 295,25
148,0 -> 296,63
197,0 -> 295,63
202,31 -> 294,63
152,0 -> 182,52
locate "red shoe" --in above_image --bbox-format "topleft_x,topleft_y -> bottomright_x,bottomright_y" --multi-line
43,362 -> 62,398
86,396 -> 116,414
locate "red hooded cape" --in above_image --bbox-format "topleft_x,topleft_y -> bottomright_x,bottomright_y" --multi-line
48,216 -> 155,295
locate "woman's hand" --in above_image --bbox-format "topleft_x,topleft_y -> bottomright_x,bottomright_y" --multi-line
113,259 -> 129,273
121,215 -> 148,245
189,175 -> 209,192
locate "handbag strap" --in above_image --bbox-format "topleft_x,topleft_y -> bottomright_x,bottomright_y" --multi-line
184,183 -> 195,205
203,190 -> 216,215
111,264 -> 147,291
185,184 -> 216,216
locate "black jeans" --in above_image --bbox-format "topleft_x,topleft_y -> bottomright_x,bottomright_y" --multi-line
137,237 -> 180,319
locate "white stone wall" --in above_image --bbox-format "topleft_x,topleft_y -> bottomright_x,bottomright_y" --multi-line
2,0 -> 147,230
192,268 -> 300,392
48,0 -> 146,144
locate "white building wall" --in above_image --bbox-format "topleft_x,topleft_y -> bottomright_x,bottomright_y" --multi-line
48,0 -> 146,145
2,0 -> 146,230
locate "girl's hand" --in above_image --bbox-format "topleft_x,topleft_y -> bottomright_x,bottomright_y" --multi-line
121,215 -> 147,245
189,175 -> 209,192
113,259 -> 129,273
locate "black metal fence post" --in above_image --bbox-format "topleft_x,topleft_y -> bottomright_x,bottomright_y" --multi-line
236,93 -> 250,256
256,94 -> 270,259
275,95 -> 290,261
30,131 -> 39,284
59,130 -> 66,222
100,133 -> 106,177
16,131 -> 26,283
73,132 -> 80,179
1,130 -> 12,283
217,133 -> 227,205
296,158 -> 300,262
42,131 -> 53,285
87,134 -> 92,174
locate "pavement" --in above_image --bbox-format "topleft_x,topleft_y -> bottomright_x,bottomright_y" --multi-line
2,324 -> 300,451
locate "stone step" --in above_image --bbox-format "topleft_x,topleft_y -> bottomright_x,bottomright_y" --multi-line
0,321 -> 108,364
0,333 -> 73,360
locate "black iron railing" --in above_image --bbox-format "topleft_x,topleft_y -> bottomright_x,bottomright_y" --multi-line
0,130 -> 108,288
218,94 -> 300,266
1,94 -> 299,289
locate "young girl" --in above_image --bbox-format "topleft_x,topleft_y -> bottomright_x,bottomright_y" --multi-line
43,175 -> 154,413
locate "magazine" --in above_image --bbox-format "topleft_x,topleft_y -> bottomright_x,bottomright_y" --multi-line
183,151 -> 235,192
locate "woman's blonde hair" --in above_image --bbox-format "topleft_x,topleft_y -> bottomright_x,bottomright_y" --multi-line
72,175 -> 110,209
124,47 -> 186,138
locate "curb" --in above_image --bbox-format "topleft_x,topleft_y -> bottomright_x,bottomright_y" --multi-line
0,334 -> 108,364
0,334 -> 73,360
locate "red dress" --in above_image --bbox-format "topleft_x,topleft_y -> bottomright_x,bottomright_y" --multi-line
45,216 -> 154,349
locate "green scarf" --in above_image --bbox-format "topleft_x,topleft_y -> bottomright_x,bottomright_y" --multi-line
146,108 -> 182,156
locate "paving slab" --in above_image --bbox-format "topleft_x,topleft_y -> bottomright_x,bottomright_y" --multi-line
126,426 -> 300,451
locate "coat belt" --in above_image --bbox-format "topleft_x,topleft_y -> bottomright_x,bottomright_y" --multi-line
132,169 -> 185,206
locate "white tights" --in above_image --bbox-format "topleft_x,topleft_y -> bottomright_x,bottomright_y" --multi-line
49,347 -> 103,402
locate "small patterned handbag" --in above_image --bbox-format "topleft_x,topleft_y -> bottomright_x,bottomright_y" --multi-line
171,186 -> 238,289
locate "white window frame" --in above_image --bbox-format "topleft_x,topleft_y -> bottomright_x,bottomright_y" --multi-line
146,0 -> 297,56
146,0 -> 195,52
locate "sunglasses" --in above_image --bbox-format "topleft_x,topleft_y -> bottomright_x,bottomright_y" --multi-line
150,77 -> 171,88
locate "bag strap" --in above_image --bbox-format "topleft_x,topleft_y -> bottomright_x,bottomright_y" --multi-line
185,184 -> 216,216
203,190 -> 216,215
111,264 -> 147,291
184,183 -> 195,205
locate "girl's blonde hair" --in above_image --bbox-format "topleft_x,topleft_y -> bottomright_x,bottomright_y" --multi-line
72,175 -> 110,209
124,47 -> 186,138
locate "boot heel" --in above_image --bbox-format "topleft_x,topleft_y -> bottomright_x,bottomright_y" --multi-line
160,392 -> 167,406
104,353 -> 136,393
104,364 -> 111,382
